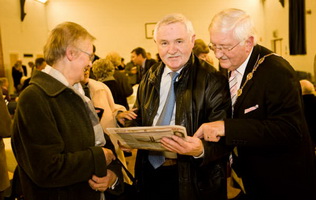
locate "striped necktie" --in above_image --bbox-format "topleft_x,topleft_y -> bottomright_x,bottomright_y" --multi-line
229,70 -> 238,106
228,70 -> 246,194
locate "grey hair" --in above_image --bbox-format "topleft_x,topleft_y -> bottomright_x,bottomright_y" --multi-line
106,52 -> 121,67
153,13 -> 195,41
92,58 -> 115,81
208,8 -> 257,44
44,21 -> 95,66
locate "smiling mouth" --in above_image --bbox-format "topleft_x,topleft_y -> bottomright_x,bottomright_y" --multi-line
168,56 -> 180,59
84,67 -> 90,72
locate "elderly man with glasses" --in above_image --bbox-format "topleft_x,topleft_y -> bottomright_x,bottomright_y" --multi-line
195,8 -> 316,200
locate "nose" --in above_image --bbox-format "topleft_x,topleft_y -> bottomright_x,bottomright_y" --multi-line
168,43 -> 178,54
214,49 -> 224,59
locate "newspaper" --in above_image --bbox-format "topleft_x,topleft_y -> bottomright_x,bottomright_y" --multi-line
106,125 -> 187,151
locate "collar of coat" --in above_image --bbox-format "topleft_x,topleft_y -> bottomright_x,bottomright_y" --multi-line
29,70 -> 69,97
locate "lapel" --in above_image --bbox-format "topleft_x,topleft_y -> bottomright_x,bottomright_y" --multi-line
148,62 -> 165,91
233,45 -> 261,112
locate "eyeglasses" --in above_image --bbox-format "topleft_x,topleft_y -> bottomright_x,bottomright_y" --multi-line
208,40 -> 242,53
77,48 -> 95,61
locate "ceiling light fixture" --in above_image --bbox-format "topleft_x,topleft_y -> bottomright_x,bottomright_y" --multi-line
34,0 -> 48,3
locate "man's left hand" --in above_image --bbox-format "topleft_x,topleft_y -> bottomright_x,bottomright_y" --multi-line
160,136 -> 203,157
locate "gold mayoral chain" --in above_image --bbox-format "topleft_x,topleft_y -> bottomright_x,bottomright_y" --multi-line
237,53 -> 277,97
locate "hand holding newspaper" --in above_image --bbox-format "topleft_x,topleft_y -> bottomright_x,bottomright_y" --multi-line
106,125 -> 187,151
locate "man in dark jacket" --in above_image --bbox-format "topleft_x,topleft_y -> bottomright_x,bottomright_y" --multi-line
195,8 -> 316,200
128,13 -> 231,200
130,47 -> 157,83
300,79 -> 316,148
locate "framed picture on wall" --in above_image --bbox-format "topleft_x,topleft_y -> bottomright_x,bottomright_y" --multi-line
145,23 -> 156,39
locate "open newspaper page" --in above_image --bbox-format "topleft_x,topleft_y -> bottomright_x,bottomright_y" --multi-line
106,125 -> 187,151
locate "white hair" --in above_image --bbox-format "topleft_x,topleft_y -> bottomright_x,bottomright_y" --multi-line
153,13 -> 195,41
208,8 -> 257,44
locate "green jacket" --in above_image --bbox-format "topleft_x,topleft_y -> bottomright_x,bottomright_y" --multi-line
12,70 -> 122,200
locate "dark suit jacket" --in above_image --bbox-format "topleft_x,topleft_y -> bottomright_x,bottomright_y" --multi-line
103,79 -> 130,110
224,45 -> 316,199
144,58 -> 157,74
302,94 -> 316,147
113,70 -> 133,107
137,59 -> 157,83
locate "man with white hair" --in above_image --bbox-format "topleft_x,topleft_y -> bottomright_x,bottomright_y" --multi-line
195,8 -> 316,200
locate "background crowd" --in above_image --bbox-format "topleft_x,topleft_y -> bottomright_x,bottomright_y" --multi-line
0,8 -> 315,200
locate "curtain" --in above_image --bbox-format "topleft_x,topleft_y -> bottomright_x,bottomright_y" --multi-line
289,0 -> 306,55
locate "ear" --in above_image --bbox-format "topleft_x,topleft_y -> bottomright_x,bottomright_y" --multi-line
190,34 -> 196,49
191,34 -> 196,44
244,36 -> 254,52
245,36 -> 254,47
66,46 -> 76,61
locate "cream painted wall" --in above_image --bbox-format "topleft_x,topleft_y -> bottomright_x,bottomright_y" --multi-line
263,0 -> 316,78
45,0 -> 264,68
0,0 -> 315,94
0,0 -> 48,92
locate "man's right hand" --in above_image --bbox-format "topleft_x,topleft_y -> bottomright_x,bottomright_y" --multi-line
193,121 -> 225,142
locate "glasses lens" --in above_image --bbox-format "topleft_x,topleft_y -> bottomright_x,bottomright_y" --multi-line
90,54 -> 95,61
208,44 -> 214,51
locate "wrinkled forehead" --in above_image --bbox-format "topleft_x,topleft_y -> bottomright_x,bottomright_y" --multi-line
155,19 -> 194,39
209,29 -> 235,45
156,22 -> 193,41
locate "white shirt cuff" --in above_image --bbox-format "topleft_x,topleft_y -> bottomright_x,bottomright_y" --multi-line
193,149 -> 205,159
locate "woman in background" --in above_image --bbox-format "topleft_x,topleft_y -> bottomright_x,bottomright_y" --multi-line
93,58 -> 130,110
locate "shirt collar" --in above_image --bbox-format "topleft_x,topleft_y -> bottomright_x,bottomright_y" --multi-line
232,47 -> 254,76
142,59 -> 146,68
162,66 -> 184,78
